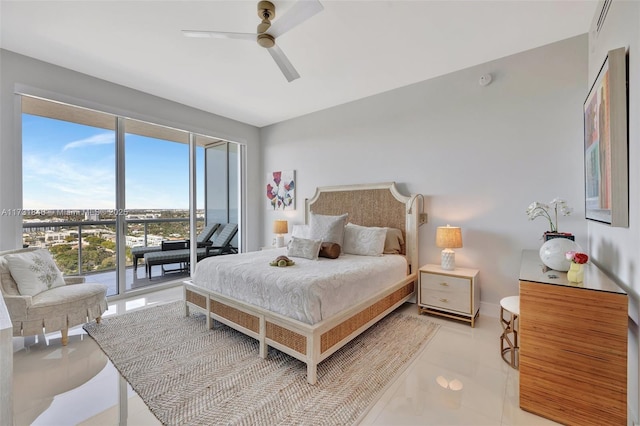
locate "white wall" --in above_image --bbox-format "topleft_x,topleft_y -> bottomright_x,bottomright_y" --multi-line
0,296 -> 12,425
0,49 -> 262,251
260,35 -> 588,316
586,0 -> 640,421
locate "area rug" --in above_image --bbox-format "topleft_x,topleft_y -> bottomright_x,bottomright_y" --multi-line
84,300 -> 439,425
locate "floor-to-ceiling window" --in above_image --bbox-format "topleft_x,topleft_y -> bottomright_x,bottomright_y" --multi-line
21,96 -> 242,297
21,97 -> 120,295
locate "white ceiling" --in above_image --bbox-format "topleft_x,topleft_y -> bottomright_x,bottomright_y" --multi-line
0,0 -> 598,127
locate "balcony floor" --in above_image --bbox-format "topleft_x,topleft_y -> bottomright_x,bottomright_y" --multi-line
85,263 -> 190,296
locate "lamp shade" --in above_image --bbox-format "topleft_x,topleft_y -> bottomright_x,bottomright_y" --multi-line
273,220 -> 288,235
436,225 -> 462,249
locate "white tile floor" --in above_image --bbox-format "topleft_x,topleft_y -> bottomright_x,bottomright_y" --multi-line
12,287 -> 559,426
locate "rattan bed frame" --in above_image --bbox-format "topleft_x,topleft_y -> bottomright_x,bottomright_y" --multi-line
183,182 -> 420,384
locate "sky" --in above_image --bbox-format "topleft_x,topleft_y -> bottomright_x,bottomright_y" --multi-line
22,114 -> 205,210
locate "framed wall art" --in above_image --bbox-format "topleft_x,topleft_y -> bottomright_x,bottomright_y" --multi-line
583,47 -> 628,227
266,170 -> 295,210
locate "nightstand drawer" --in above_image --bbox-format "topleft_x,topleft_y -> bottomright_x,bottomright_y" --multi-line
421,273 -> 470,293
420,272 -> 471,314
420,288 -> 470,314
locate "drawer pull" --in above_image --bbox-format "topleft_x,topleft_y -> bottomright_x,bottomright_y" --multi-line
439,298 -> 449,303
439,282 -> 449,287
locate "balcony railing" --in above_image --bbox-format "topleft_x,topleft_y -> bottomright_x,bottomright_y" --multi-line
22,217 -> 203,276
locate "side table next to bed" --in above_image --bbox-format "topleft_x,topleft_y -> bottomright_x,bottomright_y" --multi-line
418,264 -> 479,327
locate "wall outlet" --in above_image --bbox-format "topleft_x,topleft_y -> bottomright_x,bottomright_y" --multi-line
419,213 -> 428,225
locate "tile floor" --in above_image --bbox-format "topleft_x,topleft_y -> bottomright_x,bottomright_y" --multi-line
11,287 -> 559,426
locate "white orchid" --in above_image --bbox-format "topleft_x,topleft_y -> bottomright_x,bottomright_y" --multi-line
526,198 -> 572,233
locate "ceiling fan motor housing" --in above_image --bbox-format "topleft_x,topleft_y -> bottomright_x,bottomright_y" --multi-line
257,33 -> 275,48
257,1 -> 275,34
257,1 -> 276,47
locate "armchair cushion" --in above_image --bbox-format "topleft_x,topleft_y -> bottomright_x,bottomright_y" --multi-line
24,283 -> 107,336
5,249 -> 65,296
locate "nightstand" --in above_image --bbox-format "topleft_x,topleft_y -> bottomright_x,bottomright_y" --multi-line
418,264 -> 479,327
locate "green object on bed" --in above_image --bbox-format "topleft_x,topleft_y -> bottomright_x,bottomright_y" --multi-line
269,255 -> 295,267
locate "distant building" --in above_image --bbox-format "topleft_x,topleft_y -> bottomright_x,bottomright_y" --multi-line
125,213 -> 161,220
44,229 -> 77,242
126,235 -> 163,247
85,211 -> 99,221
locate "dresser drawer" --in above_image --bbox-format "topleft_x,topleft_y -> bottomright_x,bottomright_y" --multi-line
420,272 -> 471,314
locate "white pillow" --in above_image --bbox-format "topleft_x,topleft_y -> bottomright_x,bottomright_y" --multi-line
309,212 -> 348,247
291,224 -> 311,239
287,236 -> 322,260
5,249 -> 65,296
343,223 -> 387,256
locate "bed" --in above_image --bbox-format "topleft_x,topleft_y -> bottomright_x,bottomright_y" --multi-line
183,182 -> 420,384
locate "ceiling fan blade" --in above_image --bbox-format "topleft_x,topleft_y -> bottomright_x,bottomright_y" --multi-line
182,30 -> 255,41
269,0 -> 323,38
267,44 -> 300,82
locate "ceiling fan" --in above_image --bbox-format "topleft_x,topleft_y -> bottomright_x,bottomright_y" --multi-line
183,0 -> 324,82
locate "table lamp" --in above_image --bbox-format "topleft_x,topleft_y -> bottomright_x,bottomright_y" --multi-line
273,220 -> 288,248
436,225 -> 463,270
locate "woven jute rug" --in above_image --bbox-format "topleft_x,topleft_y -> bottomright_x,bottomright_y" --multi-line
84,300 -> 439,425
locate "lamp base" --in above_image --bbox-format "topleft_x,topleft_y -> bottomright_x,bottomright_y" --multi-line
441,249 -> 456,270
275,235 -> 285,248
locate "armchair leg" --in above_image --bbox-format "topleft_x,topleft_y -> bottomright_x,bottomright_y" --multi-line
61,327 -> 69,346
96,316 -> 102,324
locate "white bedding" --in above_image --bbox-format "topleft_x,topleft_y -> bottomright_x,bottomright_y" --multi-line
192,248 -> 407,325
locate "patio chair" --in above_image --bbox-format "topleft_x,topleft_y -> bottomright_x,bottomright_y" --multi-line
205,223 -> 239,256
144,223 -> 238,278
131,222 -> 220,271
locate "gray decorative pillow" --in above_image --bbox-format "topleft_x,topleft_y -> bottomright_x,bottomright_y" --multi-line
343,223 -> 387,256
287,236 -> 322,260
309,212 -> 348,247
5,249 -> 65,296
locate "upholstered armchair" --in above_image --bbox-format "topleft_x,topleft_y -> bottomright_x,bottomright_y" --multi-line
0,247 -> 107,345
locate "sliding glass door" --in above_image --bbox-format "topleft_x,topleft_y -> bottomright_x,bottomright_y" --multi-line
123,119 -> 206,290
20,96 -> 241,297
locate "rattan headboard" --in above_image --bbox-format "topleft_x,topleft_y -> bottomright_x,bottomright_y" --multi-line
305,182 -> 419,274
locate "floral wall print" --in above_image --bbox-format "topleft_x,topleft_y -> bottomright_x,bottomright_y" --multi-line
266,170 -> 295,210
583,47 -> 628,226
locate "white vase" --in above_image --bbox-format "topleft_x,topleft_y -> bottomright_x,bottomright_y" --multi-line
539,238 -> 582,272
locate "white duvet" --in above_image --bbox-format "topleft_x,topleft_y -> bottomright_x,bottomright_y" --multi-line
192,248 -> 407,325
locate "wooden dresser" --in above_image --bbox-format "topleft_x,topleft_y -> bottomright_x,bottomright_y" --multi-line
518,250 -> 628,426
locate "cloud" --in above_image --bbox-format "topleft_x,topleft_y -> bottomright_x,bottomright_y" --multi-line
23,153 -> 116,209
63,132 -> 114,151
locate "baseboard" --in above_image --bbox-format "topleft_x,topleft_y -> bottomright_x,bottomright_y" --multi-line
480,301 -> 500,319
405,300 -> 500,319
